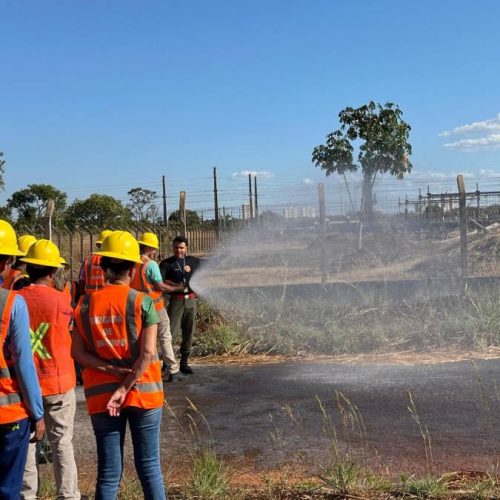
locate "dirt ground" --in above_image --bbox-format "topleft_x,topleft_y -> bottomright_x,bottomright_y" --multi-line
69,353 -> 500,490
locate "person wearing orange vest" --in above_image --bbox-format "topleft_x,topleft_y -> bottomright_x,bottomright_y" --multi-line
130,232 -> 184,383
72,231 -> 166,500
18,240 -> 80,500
0,220 -> 45,499
77,229 -> 113,297
1,234 -> 37,291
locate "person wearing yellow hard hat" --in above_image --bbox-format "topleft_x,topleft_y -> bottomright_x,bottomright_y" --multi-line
130,232 -> 184,382
4,235 -> 39,291
17,240 -> 80,499
0,220 -> 45,499
72,231 -> 166,499
77,229 -> 113,298
1,234 -> 36,290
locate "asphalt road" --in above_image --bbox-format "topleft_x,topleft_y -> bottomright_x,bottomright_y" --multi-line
74,358 -> 500,476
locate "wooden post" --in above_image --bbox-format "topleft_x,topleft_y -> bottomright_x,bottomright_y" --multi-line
179,191 -> 186,237
457,175 -> 468,294
318,183 -> 327,285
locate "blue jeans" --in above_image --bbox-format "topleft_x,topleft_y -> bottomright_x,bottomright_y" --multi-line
90,407 -> 166,500
0,417 -> 30,500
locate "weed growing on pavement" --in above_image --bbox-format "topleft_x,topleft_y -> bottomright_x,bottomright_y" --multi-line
399,473 -> 449,498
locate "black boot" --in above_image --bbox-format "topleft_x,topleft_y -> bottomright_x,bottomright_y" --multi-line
180,356 -> 194,374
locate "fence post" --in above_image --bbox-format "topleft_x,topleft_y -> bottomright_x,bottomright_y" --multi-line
318,183 -> 327,285
457,175 -> 468,295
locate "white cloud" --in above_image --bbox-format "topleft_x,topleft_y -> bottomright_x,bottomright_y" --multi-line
303,178 -> 314,185
231,170 -> 275,179
443,134 -> 500,151
439,113 -> 500,137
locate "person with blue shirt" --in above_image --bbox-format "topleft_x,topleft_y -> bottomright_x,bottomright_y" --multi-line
0,220 -> 45,500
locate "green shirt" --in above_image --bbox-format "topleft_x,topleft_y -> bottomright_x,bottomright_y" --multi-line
141,294 -> 159,327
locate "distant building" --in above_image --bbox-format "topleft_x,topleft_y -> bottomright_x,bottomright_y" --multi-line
282,206 -> 315,219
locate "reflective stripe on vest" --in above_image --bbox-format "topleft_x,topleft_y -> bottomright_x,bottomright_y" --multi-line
18,285 -> 76,396
84,380 -> 163,399
0,289 -> 29,424
79,289 -> 140,362
75,286 -> 163,414
130,259 -> 164,311
84,255 -> 105,294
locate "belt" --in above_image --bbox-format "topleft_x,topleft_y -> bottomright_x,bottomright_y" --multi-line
170,293 -> 196,300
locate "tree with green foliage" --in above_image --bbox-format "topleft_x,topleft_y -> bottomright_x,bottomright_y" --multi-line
7,184 -> 67,226
0,151 -> 5,191
64,194 -> 132,229
168,209 -> 201,228
312,101 -> 412,219
127,187 -> 158,222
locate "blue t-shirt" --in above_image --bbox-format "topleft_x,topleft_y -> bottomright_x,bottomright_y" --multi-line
2,288 -> 44,421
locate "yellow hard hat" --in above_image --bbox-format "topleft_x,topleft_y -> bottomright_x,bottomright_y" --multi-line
96,229 -> 113,245
20,239 -> 64,268
94,230 -> 142,263
17,235 -> 38,256
0,220 -> 23,256
138,232 -> 159,249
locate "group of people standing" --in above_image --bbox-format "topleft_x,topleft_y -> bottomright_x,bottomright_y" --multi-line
0,220 -> 200,500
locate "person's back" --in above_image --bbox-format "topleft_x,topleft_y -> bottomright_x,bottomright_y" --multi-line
79,254 -> 106,295
75,282 -> 163,413
72,231 -> 166,499
17,285 -> 75,396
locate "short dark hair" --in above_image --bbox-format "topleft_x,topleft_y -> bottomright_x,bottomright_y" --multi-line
100,257 -> 135,276
26,264 -> 55,282
172,236 -> 188,246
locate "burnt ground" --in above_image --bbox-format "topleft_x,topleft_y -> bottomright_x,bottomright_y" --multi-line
71,357 -> 500,488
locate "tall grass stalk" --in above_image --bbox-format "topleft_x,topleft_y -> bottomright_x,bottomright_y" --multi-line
407,389 -> 433,473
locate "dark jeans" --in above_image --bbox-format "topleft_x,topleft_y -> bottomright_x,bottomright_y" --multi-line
90,407 -> 166,500
0,417 -> 30,500
167,298 -> 196,357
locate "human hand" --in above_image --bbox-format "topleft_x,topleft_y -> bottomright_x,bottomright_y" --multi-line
108,366 -> 134,378
30,418 -> 45,443
106,387 -> 128,417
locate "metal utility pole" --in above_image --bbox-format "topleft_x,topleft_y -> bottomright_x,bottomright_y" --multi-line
457,175 -> 468,293
213,167 -> 219,229
318,183 -> 327,285
254,175 -> 259,222
162,175 -> 168,228
248,173 -> 253,219
179,191 -> 187,237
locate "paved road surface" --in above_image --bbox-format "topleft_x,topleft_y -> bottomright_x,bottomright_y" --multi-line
74,358 -> 500,476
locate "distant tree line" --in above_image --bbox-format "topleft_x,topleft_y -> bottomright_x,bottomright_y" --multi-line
0,184 -> 218,231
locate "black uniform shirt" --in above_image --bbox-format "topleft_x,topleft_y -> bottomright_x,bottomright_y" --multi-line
159,255 -> 200,294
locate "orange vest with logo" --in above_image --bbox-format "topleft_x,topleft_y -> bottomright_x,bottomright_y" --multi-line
130,257 -> 165,311
74,285 -> 163,415
1,268 -> 23,290
18,285 -> 76,397
82,254 -> 106,294
0,289 -> 30,424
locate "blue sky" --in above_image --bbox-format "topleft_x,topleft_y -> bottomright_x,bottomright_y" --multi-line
1,0 -> 500,214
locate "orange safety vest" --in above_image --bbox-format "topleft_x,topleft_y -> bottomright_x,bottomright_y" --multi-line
1,268 -> 23,290
82,254 -> 106,294
74,285 -> 163,415
130,256 -> 165,311
0,289 -> 30,424
18,285 -> 76,397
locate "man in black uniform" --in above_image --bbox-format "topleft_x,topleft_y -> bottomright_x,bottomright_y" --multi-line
159,236 -> 200,375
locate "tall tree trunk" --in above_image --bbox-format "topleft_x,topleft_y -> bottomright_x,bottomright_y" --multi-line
361,171 -> 374,221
